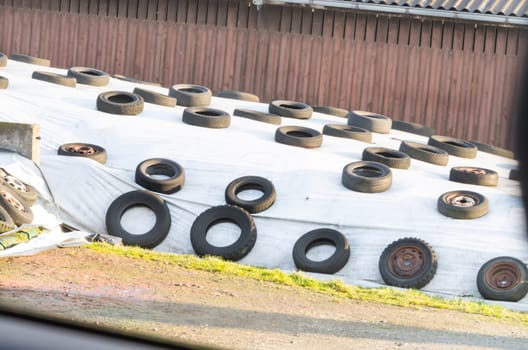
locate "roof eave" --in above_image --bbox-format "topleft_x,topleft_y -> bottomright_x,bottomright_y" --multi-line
257,0 -> 528,27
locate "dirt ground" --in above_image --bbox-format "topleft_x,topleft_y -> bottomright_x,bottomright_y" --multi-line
0,247 -> 527,350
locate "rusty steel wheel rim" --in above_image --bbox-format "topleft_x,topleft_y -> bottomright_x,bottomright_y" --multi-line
445,193 -> 478,207
388,245 -> 425,278
67,145 -> 97,155
1,190 -> 26,213
4,175 -> 27,193
485,262 -> 522,290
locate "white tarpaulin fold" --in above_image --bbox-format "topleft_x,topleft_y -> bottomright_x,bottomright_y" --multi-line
0,60 -> 526,309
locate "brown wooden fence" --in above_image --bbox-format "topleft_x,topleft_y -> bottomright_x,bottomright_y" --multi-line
0,3 -> 526,149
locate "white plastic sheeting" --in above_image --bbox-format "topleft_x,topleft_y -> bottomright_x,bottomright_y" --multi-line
0,60 -> 526,309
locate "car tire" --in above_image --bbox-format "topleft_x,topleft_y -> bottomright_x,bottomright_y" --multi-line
362,147 -> 411,169
341,161 -> 392,193
135,158 -> 185,194
182,107 -> 231,128
96,91 -> 144,115
449,167 -> 498,187
428,135 -> 477,159
190,205 -> 257,261
313,106 -> 349,118
437,190 -> 489,219
275,126 -> 322,149
322,124 -> 372,143
233,108 -> 282,125
169,84 -> 212,107
469,140 -> 514,159
10,53 -> 50,66
32,71 -> 76,88
476,256 -> 528,302
292,228 -> 350,274
347,110 -> 392,134
225,176 -> 276,213
215,90 -> 260,102
269,100 -> 313,119
379,237 -> 438,289
67,67 -> 109,86
57,143 -> 107,164
399,141 -> 449,166
0,185 -> 33,225
105,190 -> 171,248
1,173 -> 38,205
0,76 -> 8,89
132,87 -> 177,107
391,120 -> 435,137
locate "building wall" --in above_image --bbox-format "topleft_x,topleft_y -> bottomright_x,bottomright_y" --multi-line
0,1 -> 526,149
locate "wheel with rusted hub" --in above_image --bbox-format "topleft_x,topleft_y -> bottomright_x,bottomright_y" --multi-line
449,166 -> 498,187
1,171 -> 38,205
378,237 -> 437,289
477,256 -> 528,302
58,143 -> 107,164
0,184 -> 33,225
437,190 -> 489,219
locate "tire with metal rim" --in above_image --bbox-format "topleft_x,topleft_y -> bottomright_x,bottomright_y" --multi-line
428,135 -> 477,159
182,107 -> 231,128
470,140 -> 514,159
313,106 -> 349,118
362,147 -> 411,169
476,256 -> 528,302
97,91 -> 144,115
105,190 -> 171,248
112,74 -> 162,87
322,124 -> 372,143
347,111 -> 392,134
169,84 -> 212,107
269,100 -> 313,119
32,71 -> 76,88
0,185 -> 33,225
1,172 -> 38,205
57,143 -> 107,164
190,205 -> 257,261
0,76 -> 8,89
224,176 -> 276,214
437,190 -> 489,219
10,53 -> 50,67
379,237 -> 437,289
275,126 -> 322,149
391,120 -> 435,137
0,52 -> 7,67
399,140 -> 449,166
132,87 -> 176,107
449,167 -> 498,187
0,206 -> 15,233
292,228 -> 350,274
67,67 -> 109,86
510,169 -> 520,181
216,90 -> 260,102
341,161 -> 392,193
135,158 -> 185,194
233,109 -> 282,125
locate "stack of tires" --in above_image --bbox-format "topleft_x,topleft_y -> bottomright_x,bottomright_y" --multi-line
0,169 -> 36,234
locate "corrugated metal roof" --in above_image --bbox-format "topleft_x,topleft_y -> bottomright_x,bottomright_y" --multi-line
351,0 -> 528,17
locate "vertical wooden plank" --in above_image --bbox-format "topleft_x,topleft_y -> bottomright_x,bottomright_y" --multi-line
409,19 -> 421,46
236,0 -> 250,29
246,3 -> 258,30
226,0 -> 238,27
495,27 -> 508,55
273,33 -> 290,100
296,35 -> 312,102
321,10 -> 333,37
113,18 -> 128,74
123,19 -> 138,75
232,28 -> 248,89
337,37 -> 353,108
332,10 -> 345,39
127,0 -> 138,18
215,0 -> 228,26
306,37 -> 322,105
290,7 -> 302,34
29,9 -> 41,57
87,0 -> 97,15
222,27 -> 236,89
106,0 -> 118,17
185,0 -> 197,23
205,0 -> 218,25
364,14 -> 377,43
327,36 -> 344,107
398,17 -> 411,45
38,9 -> 51,61
375,15 -> 389,43
452,22 -> 465,51
195,0 -> 208,24
419,19 -> 433,48
137,0 -> 148,20
300,8 -> 312,35
354,13 -> 367,41
311,9 -> 324,37
162,22 -> 178,86
257,6 -> 281,32
484,26 -> 497,54
242,29 -> 258,93
279,6 -> 292,33
166,0 -> 178,22
78,0 -> 89,14
253,32 -> 270,100
285,32 -> 301,102
316,35 -> 332,104
386,17 -> 399,44
176,0 -> 188,23
263,32 -> 279,99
